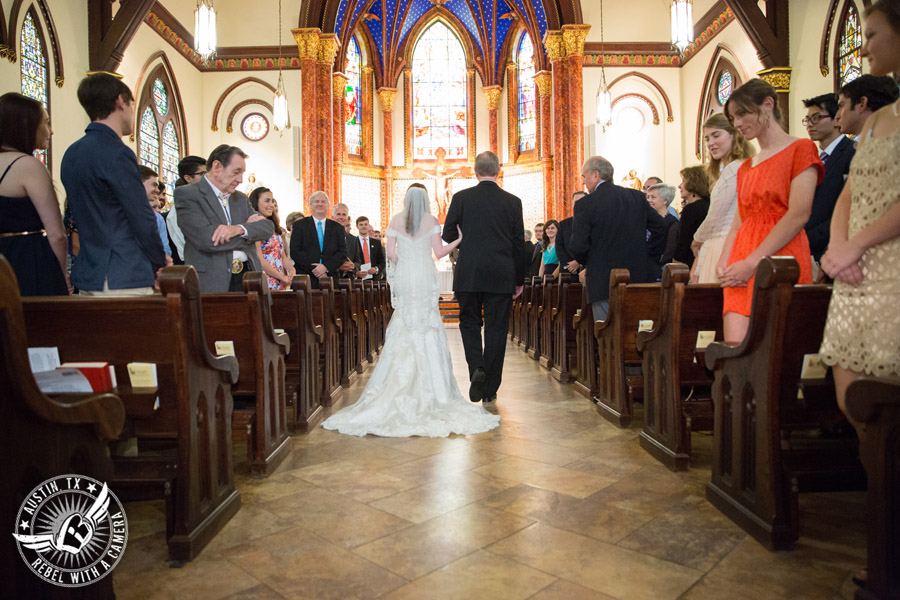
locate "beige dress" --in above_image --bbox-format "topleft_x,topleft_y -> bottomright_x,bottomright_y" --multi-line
820,129 -> 900,377
693,160 -> 741,284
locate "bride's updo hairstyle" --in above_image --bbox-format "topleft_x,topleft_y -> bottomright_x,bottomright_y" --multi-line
404,183 -> 431,235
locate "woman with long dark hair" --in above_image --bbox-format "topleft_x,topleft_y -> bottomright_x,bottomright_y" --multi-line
249,186 -> 294,290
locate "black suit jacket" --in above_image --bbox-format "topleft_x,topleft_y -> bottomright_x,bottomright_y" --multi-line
807,136 -> 854,261
529,243 -> 543,278
341,232 -> 361,279
555,216 -> 576,269
442,180 -> 525,294
673,197 -> 709,267
289,216 -> 348,288
357,235 -> 386,280
570,182 -> 667,303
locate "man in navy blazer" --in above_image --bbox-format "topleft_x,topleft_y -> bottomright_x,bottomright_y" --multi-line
62,73 -> 166,295
569,156 -> 667,321
802,94 -> 856,265
289,191 -> 348,289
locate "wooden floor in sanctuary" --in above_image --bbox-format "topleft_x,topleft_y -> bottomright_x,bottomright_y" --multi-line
114,333 -> 867,600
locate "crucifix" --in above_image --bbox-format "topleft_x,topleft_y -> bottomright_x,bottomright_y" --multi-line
411,147 -> 472,223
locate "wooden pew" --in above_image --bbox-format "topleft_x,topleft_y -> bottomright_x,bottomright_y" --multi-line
704,257 -> 863,550
551,272 -> 582,383
311,278 -> 343,406
1,256 -> 123,599
526,276 -> 543,361
846,378 -> 900,600
362,279 -> 377,363
335,279 -> 358,386
572,286 -> 597,399
518,281 -> 534,352
594,270 -> 660,427
510,279 -> 525,346
376,280 -> 387,351
539,274 -> 558,370
21,267 -> 241,561
201,273 -> 291,477
271,275 -> 325,432
637,264 -> 723,471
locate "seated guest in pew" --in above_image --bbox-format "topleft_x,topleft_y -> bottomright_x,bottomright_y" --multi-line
672,166 -> 711,268
691,112 -> 756,284
289,191 -> 349,289
175,144 -> 274,292
139,165 -> 172,264
539,219 -> 560,277
835,74 -> 900,144
62,73 -> 167,297
249,187 -> 295,290
355,216 -> 386,280
570,156 -> 667,321
820,0 -> 900,437
718,79 -> 822,345
557,191 -> 587,274
643,176 -> 679,220
646,184 -> 679,266
0,93 -> 69,296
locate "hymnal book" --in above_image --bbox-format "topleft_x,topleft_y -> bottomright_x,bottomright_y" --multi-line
58,362 -> 117,392
695,331 -> 716,349
215,341 -> 236,356
360,262 -> 373,280
34,368 -> 93,393
637,320 -> 654,333
27,347 -> 60,373
127,363 -> 158,388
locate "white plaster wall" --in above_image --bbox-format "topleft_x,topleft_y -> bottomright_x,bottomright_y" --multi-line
582,0 -> 721,43
392,75 -> 405,167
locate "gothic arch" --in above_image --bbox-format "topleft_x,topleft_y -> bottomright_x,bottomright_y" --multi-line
820,0 -> 871,79
226,99 -> 274,134
211,77 -> 277,132
611,93 -> 660,126
0,1 -> 7,59
134,52 -> 189,154
607,71 -> 674,122
7,0 -> 64,86
695,45 -> 747,158
398,10 -> 483,87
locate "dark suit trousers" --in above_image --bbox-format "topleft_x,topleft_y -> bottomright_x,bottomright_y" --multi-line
457,291 -> 512,397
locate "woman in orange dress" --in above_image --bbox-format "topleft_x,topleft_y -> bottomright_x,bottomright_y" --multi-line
717,79 -> 823,344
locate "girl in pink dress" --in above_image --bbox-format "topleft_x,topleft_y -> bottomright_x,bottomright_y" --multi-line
249,187 -> 294,290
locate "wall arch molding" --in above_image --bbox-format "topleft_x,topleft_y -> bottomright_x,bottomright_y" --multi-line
611,93 -> 660,126
211,77 -> 277,132
226,99 -> 274,134
607,71 -> 673,122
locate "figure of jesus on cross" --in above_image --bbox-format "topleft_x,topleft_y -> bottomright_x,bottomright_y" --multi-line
411,147 -> 472,223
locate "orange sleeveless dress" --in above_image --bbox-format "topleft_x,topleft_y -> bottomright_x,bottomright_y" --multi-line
722,139 -> 824,316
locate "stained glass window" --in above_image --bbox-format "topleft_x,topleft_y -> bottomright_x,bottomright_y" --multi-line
516,34 -> 537,153
241,113 -> 269,141
717,71 -> 733,105
411,22 -> 467,160
153,78 -> 169,116
344,37 -> 363,156
139,107 -> 160,172
20,11 -> 48,165
837,4 -> 862,87
161,122 -> 179,205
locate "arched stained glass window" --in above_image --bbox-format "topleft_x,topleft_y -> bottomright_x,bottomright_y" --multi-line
716,71 -> 733,105
139,107 -> 160,172
344,37 -> 363,157
516,33 -> 537,153
153,79 -> 169,116
411,22 -> 467,160
136,68 -> 183,208
162,122 -> 179,201
20,10 -> 49,165
837,3 -> 862,87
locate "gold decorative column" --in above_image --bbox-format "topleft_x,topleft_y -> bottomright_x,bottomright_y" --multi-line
757,67 -> 792,132
293,28 -> 320,207
466,68 -> 476,161
318,33 -> 340,202
543,30 -> 567,220
534,70 -> 553,221
506,63 -> 518,163
482,85 -> 502,157
333,72 -> 349,210
378,87 -> 398,220
562,24 -> 590,218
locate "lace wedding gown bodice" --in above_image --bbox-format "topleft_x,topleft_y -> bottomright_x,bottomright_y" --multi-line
322,224 -> 500,437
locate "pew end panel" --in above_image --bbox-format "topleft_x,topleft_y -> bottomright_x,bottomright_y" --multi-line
539,274 -> 558,370
572,286 -> 598,399
312,279 -> 344,407
550,273 -> 582,384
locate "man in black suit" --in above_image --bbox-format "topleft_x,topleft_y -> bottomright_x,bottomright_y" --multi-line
569,156 -> 667,321
332,202 -> 361,279
528,222 -> 544,278
354,215 -> 385,280
289,191 -> 349,289
556,190 -> 587,274
519,229 -> 536,283
443,151 -> 525,403
802,93 -> 856,270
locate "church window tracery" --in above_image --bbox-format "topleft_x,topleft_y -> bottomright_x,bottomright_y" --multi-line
836,2 -> 862,88
345,36 -> 364,157
716,71 -> 733,106
516,32 -> 537,153
136,70 -> 184,207
20,9 -> 49,166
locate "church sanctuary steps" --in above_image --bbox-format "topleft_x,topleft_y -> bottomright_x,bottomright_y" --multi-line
637,263 -> 723,471
550,272 -> 582,384
846,378 -> 900,600
704,257 -> 864,550
21,266 -> 241,562
1,256 -> 122,599
200,273 -> 292,478
538,274 -> 558,370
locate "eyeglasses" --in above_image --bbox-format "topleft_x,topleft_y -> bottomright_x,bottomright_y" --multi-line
801,113 -> 831,127
192,170 -> 207,177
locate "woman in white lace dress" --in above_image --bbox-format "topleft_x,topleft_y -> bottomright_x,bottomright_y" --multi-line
322,184 -> 501,437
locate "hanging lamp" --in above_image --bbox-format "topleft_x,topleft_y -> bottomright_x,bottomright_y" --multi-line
273,0 -> 291,132
671,0 -> 693,54
194,0 -> 217,61
595,0 -> 612,131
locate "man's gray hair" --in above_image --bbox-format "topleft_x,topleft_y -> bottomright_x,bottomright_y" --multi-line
524,229 -> 532,239
583,156 -> 614,181
648,183 -> 676,207
309,191 -> 329,204
333,202 -> 349,212
474,151 -> 500,177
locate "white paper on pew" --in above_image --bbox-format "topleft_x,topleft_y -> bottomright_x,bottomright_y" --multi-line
274,328 -> 286,335
34,368 -> 93,393
800,354 -> 827,380
27,347 -> 60,373
638,320 -> 654,333
215,341 -> 236,356
128,363 -> 158,387
696,331 -> 716,349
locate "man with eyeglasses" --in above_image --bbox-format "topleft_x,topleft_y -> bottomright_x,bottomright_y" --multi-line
801,94 -> 855,277
165,156 -> 208,264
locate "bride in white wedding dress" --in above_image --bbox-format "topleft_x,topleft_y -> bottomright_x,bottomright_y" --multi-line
322,184 -> 501,437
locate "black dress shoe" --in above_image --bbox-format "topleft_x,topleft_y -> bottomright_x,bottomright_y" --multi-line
482,394 -> 497,403
469,368 -> 485,403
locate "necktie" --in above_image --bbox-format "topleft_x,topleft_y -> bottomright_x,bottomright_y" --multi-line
219,194 -> 231,225
316,220 -> 324,252
362,237 -> 370,264
819,151 -> 828,165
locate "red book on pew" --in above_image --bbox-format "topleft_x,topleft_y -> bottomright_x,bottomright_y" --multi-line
57,362 -> 117,392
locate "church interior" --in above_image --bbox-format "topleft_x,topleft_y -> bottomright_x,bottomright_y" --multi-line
2,0 -> 893,598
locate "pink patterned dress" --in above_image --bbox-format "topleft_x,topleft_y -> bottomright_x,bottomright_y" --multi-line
260,232 -> 288,290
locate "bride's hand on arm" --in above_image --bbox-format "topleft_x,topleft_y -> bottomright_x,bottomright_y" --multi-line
386,235 -> 398,264
432,225 -> 462,259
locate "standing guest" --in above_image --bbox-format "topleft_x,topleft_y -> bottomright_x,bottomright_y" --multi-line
557,191 -> 587,274
175,155 -> 207,187
802,93 -> 856,271
820,0 -> 900,433
289,191 -> 349,288
0,92 -> 69,295
835,74 -> 900,141
139,165 -> 172,261
166,156 -> 206,265
646,184 -> 680,266
570,156 -> 666,321
539,220 -> 561,277
355,215 -> 385,280
691,112 -> 756,284
62,73 -> 166,296
285,211 -> 304,233
644,176 -> 679,220
175,145 -> 273,292
529,222 -> 545,278
520,229 -> 536,281
718,78 -> 822,345
371,229 -> 382,241
332,202 -> 361,277
672,166 -> 711,267
249,187 -> 294,290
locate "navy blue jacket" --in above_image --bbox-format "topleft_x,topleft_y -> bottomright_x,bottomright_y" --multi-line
61,123 -> 166,290
807,135 -> 855,261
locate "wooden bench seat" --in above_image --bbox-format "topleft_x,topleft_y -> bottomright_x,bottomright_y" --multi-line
310,278 -> 343,407
572,286 -> 597,399
527,276 -> 543,361
551,273 -> 582,384
539,274 -> 558,370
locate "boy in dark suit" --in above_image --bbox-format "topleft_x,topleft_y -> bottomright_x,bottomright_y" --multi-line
289,191 -> 349,288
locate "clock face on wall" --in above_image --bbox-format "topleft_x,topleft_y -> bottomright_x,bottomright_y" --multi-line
241,113 -> 269,141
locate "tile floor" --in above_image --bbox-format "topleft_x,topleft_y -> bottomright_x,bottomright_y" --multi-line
113,332 -> 867,600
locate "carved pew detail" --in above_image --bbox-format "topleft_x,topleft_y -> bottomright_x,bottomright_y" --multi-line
527,276 -> 543,361
539,274 -> 558,370
572,286 -> 597,399
312,278 -> 343,406
551,272 -> 582,384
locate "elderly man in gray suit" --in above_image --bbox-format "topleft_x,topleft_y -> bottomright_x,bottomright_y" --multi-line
175,144 -> 273,292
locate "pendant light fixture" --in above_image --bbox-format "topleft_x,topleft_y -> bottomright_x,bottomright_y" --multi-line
671,0 -> 693,54
194,0 -> 217,62
595,0 -> 612,131
273,0 -> 291,132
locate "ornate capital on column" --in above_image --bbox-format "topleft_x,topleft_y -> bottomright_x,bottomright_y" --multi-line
543,31 -> 567,63
757,66 -> 792,92
482,85 -> 502,111
292,28 -> 321,59
333,72 -> 349,100
377,87 -> 398,113
533,71 -> 552,97
561,25 -> 591,57
317,33 -> 341,66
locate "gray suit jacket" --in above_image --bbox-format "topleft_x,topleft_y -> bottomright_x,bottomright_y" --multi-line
174,178 -> 274,292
